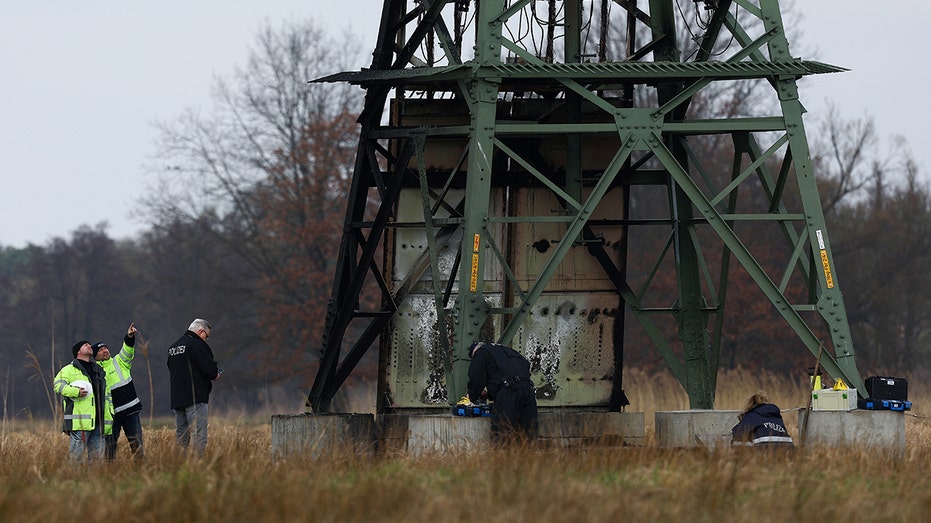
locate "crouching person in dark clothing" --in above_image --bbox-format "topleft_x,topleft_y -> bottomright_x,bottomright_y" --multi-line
732,390 -> 794,449
467,341 -> 538,442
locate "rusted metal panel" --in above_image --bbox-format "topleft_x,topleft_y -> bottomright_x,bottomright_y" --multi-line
383,293 -> 619,408
510,186 -> 625,291
392,98 -> 470,173
391,188 -> 507,288
391,188 -> 467,289
386,185 -> 623,408
514,294 -> 621,406
384,294 -> 503,408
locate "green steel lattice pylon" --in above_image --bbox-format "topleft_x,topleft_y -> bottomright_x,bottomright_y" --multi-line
306,0 -> 863,413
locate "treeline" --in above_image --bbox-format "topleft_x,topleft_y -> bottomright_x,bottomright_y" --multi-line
0,222 -> 287,420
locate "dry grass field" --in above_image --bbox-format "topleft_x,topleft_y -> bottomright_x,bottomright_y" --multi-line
2,368 -> 929,522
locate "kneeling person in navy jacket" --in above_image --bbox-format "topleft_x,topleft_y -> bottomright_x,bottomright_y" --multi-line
732,390 -> 794,449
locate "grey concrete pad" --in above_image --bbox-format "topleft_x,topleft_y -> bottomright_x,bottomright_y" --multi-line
272,410 -> 646,457
798,409 -> 905,452
655,410 -> 741,448
271,413 -> 377,459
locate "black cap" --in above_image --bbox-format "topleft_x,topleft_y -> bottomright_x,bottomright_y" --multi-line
72,340 -> 90,358
92,342 -> 108,357
468,341 -> 483,358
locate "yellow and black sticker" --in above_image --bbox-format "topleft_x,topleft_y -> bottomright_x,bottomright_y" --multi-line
469,234 -> 481,292
820,249 -> 834,289
815,230 -> 833,288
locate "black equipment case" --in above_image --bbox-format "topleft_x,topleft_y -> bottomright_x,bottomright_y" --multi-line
864,376 -> 908,401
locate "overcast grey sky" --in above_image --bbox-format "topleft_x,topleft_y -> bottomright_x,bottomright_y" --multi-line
1,1 -> 927,249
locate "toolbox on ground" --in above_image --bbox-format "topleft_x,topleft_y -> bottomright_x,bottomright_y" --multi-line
451,404 -> 491,417
811,388 -> 857,411
864,376 -> 908,401
858,397 -> 912,411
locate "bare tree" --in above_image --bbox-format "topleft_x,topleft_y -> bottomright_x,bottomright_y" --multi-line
149,19 -> 361,246
812,104 -> 879,213
146,19 -> 364,387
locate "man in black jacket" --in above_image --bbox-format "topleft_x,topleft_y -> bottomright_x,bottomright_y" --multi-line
167,318 -> 221,455
467,341 -> 538,441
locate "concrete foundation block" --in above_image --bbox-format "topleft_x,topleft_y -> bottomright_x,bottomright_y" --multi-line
271,413 -> 376,459
380,414 -> 489,456
381,411 -> 645,453
274,411 -> 646,456
655,410 -> 741,448
538,411 -> 645,447
797,409 -> 905,452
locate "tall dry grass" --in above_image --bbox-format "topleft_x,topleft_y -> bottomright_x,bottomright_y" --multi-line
1,368 -> 929,522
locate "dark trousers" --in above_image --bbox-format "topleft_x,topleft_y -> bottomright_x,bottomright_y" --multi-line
106,411 -> 144,459
491,382 -> 538,441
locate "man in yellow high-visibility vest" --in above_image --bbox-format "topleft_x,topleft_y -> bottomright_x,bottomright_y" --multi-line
95,322 -> 144,459
52,340 -> 113,461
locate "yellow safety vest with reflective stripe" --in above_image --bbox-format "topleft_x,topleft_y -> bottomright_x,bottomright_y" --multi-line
52,361 -> 113,435
101,341 -> 142,416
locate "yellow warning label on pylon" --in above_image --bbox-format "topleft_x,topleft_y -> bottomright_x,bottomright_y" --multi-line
820,249 -> 834,289
470,234 -> 480,292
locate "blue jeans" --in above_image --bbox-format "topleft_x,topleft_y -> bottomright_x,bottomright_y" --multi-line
106,412 -> 144,459
69,429 -> 104,461
174,403 -> 209,455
